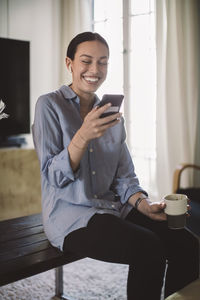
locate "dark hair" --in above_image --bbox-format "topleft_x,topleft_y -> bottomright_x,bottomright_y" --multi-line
66,31 -> 109,60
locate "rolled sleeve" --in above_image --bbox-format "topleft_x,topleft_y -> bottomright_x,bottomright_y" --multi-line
124,186 -> 148,204
33,95 -> 79,188
43,148 -> 80,187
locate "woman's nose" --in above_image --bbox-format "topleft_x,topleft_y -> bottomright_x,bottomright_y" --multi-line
89,62 -> 99,73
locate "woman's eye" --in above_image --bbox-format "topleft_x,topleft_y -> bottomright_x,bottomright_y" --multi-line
82,60 -> 91,64
99,61 -> 108,66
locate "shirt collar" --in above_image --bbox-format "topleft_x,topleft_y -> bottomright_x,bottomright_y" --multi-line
60,85 -> 77,101
60,84 -> 100,108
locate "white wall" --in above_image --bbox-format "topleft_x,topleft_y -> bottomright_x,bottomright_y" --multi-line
0,0 -> 62,147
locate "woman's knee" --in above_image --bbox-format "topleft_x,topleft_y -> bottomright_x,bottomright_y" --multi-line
128,229 -> 166,267
168,228 -> 199,258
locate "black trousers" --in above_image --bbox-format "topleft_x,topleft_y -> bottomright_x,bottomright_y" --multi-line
63,209 -> 199,300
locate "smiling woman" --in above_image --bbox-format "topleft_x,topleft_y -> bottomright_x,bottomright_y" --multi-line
32,31 -> 199,300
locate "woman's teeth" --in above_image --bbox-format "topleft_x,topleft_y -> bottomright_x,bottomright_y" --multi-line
84,76 -> 99,83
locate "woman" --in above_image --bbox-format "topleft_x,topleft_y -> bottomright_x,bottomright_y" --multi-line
33,32 -> 199,300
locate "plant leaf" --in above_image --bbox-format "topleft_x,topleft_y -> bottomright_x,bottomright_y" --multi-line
0,113 -> 9,120
0,100 -> 9,119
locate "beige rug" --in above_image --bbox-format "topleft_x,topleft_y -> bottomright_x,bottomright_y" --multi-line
0,258 -> 128,300
1,257 -> 198,300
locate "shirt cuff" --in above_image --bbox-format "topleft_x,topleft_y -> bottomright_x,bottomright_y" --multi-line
122,187 -> 148,205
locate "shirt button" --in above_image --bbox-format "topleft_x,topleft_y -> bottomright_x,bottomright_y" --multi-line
92,171 -> 96,175
111,204 -> 115,208
89,148 -> 93,152
94,194 -> 98,198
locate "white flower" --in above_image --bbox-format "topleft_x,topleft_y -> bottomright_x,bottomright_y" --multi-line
0,99 -> 9,120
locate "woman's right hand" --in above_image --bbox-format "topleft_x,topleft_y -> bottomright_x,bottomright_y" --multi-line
78,103 -> 122,142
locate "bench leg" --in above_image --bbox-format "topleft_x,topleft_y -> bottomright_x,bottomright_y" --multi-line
51,266 -> 75,300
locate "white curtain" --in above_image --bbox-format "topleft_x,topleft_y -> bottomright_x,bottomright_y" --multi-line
59,0 -> 93,86
156,0 -> 200,198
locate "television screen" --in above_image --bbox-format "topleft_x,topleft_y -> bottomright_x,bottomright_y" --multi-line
0,37 -> 30,144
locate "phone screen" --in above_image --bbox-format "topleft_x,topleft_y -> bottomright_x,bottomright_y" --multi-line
99,94 -> 124,118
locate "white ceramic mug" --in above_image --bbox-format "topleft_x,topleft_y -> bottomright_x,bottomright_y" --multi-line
164,194 -> 188,229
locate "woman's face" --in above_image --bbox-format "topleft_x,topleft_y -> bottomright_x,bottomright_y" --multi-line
67,40 -> 109,98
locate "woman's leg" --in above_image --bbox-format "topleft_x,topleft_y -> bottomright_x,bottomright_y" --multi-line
63,213 -> 166,300
125,208 -> 199,298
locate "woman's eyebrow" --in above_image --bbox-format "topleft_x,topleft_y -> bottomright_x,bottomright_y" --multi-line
80,54 -> 92,58
80,54 -> 108,59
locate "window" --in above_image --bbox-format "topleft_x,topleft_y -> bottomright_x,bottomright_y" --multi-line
92,0 -> 123,98
93,0 -> 157,198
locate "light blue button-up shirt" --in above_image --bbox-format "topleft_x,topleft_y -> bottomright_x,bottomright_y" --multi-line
32,85 -> 147,250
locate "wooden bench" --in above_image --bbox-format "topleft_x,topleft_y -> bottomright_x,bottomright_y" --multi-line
0,213 -> 85,300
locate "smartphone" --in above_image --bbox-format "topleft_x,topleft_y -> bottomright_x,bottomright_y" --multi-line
99,94 -> 124,118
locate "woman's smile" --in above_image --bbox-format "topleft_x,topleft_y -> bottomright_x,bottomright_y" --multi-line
83,75 -> 99,83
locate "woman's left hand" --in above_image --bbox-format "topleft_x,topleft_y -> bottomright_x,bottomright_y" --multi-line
137,199 -> 167,221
